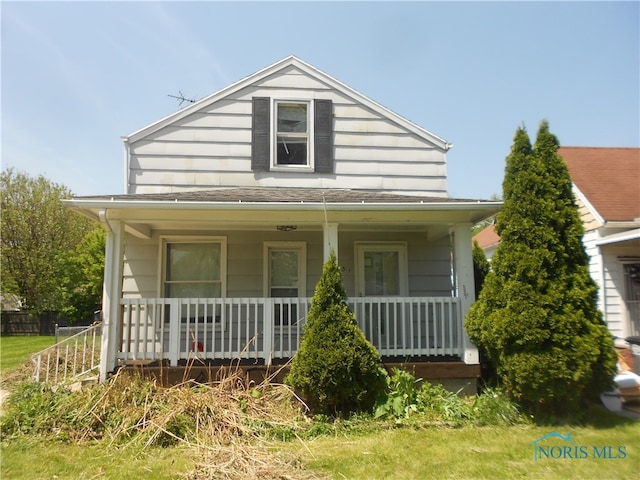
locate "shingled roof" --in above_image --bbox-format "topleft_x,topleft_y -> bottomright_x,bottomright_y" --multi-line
71,187 -> 485,204
473,224 -> 500,249
558,147 -> 640,222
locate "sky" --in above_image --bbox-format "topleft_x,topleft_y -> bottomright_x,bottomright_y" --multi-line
2,1 -> 638,199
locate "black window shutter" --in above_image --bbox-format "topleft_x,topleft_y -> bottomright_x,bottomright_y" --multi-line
251,97 -> 270,171
314,99 -> 333,173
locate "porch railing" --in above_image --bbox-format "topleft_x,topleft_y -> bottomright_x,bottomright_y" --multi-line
31,323 -> 102,384
118,296 -> 462,366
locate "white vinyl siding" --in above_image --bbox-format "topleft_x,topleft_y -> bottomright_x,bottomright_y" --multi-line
119,230 -> 452,302
127,66 -> 448,196
583,226 -> 640,338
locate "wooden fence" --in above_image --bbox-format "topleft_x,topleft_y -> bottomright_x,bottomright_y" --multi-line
0,311 -> 59,336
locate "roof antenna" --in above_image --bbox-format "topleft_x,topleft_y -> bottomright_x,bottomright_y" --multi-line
167,91 -> 196,106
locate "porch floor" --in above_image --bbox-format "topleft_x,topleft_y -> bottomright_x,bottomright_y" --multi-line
117,359 -> 480,395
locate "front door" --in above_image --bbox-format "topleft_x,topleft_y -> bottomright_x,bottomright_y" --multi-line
264,242 -> 306,325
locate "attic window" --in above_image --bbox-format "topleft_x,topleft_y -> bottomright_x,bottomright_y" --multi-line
252,97 -> 333,173
276,102 -> 308,166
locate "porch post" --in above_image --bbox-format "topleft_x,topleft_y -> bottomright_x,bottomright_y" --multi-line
99,216 -> 124,381
452,223 -> 478,365
323,222 -> 338,261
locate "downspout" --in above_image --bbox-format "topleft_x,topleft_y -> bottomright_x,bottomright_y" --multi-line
98,208 -> 112,234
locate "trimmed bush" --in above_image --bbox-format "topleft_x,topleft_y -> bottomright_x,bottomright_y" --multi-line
286,251 -> 387,415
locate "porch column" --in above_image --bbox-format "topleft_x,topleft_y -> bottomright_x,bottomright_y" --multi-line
323,222 -> 338,261
452,223 -> 478,365
99,215 -> 124,381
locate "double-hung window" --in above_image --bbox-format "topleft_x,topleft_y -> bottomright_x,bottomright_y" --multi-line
276,102 -> 309,166
162,237 -> 227,298
251,97 -> 333,173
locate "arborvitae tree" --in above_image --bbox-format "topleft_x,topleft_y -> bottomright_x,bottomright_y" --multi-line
286,251 -> 387,415
472,240 -> 490,296
465,122 -> 616,414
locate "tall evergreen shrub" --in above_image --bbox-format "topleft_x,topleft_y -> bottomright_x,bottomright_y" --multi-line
465,122 -> 616,414
286,251 -> 387,415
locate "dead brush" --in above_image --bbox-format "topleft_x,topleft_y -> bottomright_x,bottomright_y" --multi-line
3,361 -> 324,478
186,441 -> 328,480
81,366 -> 310,448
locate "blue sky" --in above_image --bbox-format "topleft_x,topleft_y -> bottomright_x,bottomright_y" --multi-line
2,1 -> 638,199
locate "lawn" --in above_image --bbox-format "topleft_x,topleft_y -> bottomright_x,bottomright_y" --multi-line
288,420 -> 638,479
1,438 -> 196,480
2,418 -> 637,480
0,335 -> 54,376
1,336 -> 637,479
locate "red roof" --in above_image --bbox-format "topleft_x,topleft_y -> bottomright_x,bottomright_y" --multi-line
473,224 -> 500,249
558,147 -> 640,222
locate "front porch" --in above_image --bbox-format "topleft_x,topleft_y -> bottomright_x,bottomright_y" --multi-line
117,296 -> 464,367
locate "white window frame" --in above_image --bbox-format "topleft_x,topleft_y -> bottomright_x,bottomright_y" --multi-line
159,236 -> 228,298
272,100 -> 314,172
354,242 -> 408,297
263,242 -> 307,297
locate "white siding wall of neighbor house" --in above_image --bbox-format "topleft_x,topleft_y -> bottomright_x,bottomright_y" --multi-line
584,227 -> 638,339
127,66 -> 448,196
120,230 -> 453,301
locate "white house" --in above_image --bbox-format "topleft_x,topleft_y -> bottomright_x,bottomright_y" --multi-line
64,56 -> 499,386
560,147 -> 640,340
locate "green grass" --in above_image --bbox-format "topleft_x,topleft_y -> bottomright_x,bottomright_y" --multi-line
2,417 -> 637,479
0,336 -> 55,376
1,339 -> 637,479
286,420 -> 638,479
1,438 -> 195,480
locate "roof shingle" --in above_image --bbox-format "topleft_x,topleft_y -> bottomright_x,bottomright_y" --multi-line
71,187 -> 487,204
558,147 -> 640,222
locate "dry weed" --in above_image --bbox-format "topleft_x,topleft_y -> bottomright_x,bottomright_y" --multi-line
186,441 -> 328,480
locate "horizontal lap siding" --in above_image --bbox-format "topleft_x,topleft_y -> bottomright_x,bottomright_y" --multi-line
128,67 -> 447,196
121,231 -> 325,299
338,232 -> 452,297
121,230 -> 450,300
602,253 -> 625,337
122,237 -> 158,298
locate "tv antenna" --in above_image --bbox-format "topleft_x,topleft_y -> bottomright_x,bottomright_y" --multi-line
168,91 -> 196,106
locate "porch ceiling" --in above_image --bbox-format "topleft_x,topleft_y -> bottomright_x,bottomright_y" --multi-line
64,187 -> 501,238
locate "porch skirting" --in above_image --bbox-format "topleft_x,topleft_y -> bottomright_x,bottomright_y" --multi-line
118,360 -> 480,395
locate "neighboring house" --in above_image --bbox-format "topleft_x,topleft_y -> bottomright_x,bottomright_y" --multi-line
474,147 -> 640,340
472,222 -> 500,261
65,56 -> 499,385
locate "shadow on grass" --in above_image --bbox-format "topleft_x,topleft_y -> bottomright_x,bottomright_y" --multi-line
529,402 -> 638,429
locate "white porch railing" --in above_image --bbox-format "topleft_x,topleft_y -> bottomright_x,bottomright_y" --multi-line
31,323 -> 102,384
118,296 -> 463,366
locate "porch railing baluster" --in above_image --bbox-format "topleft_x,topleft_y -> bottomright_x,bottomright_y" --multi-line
116,296 -> 463,367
